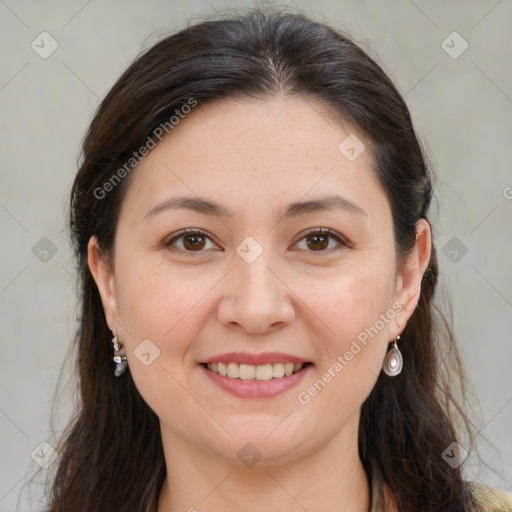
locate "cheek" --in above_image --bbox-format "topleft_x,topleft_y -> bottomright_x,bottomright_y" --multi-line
297,273 -> 393,416
112,261 -> 213,416
113,253 -> 225,382
115,262 -> 204,344
312,267 -> 395,340
303,264 -> 396,403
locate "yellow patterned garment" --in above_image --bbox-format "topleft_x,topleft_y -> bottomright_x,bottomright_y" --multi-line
467,481 -> 512,511
369,461 -> 512,511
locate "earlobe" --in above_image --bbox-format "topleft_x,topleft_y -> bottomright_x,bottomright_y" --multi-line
392,219 -> 432,335
87,236 -> 119,329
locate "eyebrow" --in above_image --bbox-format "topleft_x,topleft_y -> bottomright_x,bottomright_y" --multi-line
142,194 -> 368,220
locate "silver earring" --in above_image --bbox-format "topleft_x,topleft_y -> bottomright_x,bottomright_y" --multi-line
111,328 -> 128,377
382,335 -> 403,377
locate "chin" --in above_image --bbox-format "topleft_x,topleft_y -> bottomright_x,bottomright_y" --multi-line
205,417 -> 312,466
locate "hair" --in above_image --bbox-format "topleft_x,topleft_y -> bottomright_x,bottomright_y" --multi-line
25,5 -> 491,511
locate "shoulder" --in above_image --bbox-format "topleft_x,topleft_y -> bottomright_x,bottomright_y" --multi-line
466,481 -> 512,512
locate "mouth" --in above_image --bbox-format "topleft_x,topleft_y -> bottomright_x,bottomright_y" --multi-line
200,361 -> 314,381
199,360 -> 314,398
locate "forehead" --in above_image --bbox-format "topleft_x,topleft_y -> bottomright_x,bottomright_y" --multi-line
154,95 -> 362,157
120,95 -> 386,221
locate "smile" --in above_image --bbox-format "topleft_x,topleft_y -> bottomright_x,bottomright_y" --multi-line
204,362 -> 307,380
200,362 -> 313,398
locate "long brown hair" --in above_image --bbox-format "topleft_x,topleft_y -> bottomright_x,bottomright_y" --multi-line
24,6 -> 491,511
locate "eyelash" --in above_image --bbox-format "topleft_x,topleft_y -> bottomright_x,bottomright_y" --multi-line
163,228 -> 349,255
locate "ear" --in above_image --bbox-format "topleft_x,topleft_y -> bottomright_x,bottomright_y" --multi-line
87,235 -> 120,330
389,219 -> 432,340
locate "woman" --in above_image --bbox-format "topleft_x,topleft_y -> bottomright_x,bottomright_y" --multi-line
37,6 -> 512,512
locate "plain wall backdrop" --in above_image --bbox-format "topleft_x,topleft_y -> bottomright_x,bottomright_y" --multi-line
1,1 -> 511,510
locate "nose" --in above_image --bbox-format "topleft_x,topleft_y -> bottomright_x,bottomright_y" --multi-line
216,247 -> 295,335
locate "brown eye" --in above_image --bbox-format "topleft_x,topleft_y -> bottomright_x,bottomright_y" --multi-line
306,232 -> 329,251
182,233 -> 206,251
165,230 -> 216,252
294,228 -> 346,252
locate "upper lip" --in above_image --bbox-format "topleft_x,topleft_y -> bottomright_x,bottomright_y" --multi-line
199,352 -> 312,366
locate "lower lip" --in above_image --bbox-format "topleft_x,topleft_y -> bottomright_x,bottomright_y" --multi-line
199,363 -> 313,398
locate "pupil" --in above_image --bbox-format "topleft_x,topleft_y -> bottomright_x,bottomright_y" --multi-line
308,233 -> 328,250
185,234 -> 204,250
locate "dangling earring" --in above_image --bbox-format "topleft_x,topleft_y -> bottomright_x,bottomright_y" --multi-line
111,328 -> 128,377
382,335 -> 403,377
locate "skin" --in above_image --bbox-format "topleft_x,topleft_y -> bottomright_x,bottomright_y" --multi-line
88,95 -> 431,512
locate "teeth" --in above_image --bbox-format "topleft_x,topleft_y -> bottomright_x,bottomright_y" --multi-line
205,361 -> 305,380
227,362 -> 239,378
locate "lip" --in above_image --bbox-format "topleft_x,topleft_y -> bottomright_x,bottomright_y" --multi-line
199,362 -> 313,398
199,352 -> 312,366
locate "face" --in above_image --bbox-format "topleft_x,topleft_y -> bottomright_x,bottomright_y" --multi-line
89,96 -> 430,467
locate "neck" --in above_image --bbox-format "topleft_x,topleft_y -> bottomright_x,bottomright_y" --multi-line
157,415 -> 371,512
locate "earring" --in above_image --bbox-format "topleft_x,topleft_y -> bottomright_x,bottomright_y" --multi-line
382,335 -> 403,377
111,328 -> 128,377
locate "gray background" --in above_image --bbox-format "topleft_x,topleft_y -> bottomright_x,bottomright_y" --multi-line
1,1 -> 511,510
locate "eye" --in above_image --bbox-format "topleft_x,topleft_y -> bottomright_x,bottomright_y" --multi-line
164,229 -> 218,253
292,228 -> 348,253
164,227 -> 348,255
